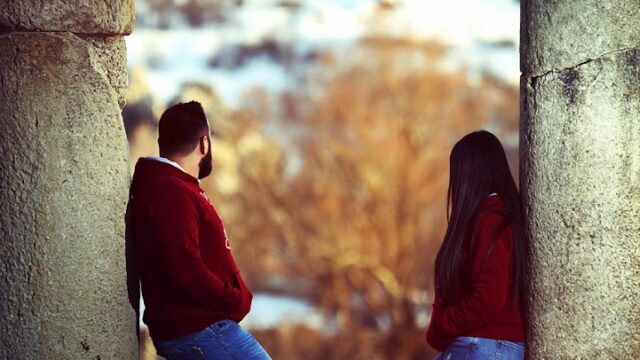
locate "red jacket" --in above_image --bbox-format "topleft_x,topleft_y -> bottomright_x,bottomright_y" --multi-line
426,195 -> 524,351
129,157 -> 252,340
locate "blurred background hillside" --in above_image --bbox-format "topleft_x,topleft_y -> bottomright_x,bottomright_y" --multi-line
123,0 -> 520,358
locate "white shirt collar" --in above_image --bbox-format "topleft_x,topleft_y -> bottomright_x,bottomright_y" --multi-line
145,156 -> 200,183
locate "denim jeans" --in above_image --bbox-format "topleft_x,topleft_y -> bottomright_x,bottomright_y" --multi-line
153,320 -> 271,360
434,336 -> 525,360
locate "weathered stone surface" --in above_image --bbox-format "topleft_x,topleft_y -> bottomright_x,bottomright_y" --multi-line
0,32 -> 137,359
84,35 -> 129,108
521,45 -> 640,357
521,0 -> 640,76
0,0 -> 135,35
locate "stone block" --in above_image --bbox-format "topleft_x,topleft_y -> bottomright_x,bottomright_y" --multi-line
521,47 -> 640,358
521,0 -> 640,75
0,0 -> 135,35
0,31 -> 137,360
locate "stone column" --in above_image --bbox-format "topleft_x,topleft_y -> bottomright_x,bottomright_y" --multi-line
0,2 -> 137,359
520,0 -> 640,358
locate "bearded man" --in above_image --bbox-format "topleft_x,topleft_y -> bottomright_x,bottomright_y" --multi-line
128,101 -> 271,360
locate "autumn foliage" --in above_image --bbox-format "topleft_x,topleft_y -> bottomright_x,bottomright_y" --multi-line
126,36 -> 518,359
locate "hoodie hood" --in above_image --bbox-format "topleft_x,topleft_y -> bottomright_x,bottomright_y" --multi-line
130,157 -> 199,198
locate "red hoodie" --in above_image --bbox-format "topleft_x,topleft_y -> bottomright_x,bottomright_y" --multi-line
129,157 -> 253,341
426,195 -> 524,351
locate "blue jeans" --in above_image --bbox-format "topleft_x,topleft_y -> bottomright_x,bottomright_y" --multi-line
153,320 -> 271,360
434,336 -> 525,360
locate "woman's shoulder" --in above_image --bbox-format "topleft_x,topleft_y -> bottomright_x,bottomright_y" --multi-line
478,194 -> 507,216
475,195 -> 510,234
481,193 -> 504,207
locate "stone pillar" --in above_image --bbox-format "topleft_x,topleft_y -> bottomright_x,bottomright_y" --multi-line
520,0 -> 640,358
0,2 -> 137,359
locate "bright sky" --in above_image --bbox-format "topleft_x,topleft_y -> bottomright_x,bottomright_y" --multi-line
127,0 -> 520,106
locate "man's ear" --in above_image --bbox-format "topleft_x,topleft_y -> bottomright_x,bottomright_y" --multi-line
199,136 -> 208,155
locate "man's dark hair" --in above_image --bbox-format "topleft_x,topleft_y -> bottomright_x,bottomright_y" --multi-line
158,101 -> 209,157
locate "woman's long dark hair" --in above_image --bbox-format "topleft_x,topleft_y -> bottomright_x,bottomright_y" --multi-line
434,130 -> 526,309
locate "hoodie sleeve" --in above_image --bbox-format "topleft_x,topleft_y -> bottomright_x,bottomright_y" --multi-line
150,186 -> 242,309
426,211 -> 513,348
426,291 -> 455,351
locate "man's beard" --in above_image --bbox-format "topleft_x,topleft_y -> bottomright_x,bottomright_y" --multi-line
198,137 -> 213,179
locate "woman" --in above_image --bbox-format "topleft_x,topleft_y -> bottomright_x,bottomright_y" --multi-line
426,130 -> 526,359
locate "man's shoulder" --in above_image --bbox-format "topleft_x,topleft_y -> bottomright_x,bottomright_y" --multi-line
141,176 -> 200,203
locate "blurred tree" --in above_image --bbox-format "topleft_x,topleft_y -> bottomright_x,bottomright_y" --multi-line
138,0 -> 242,28
211,38 -> 519,359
